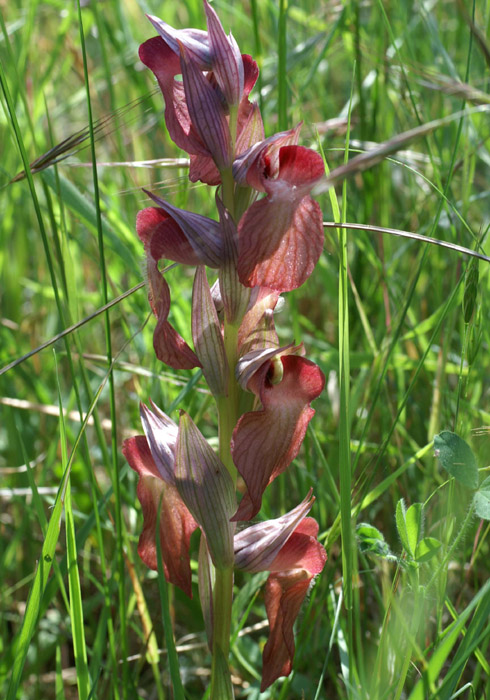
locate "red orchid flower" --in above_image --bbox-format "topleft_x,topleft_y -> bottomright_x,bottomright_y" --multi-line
136,191 -> 224,369
233,127 -> 326,292
232,346 -> 325,520
123,402 -> 237,595
234,494 -> 327,690
122,402 -> 197,596
138,3 -> 262,184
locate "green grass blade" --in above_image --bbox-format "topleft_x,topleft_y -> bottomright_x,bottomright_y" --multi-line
408,579 -> 490,700
6,461 -> 69,700
277,0 -> 288,131
57,359 -> 91,700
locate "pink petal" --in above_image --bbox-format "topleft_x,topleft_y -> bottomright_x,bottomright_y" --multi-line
122,436 -> 198,597
146,257 -> 201,370
139,37 -> 208,157
237,193 -> 323,291
232,355 -> 325,520
261,572 -> 312,691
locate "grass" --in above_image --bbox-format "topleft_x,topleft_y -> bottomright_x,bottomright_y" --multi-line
1,0 -> 489,698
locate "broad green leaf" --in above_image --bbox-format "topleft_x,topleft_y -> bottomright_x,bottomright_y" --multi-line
473,476 -> 490,520
414,537 -> 442,564
433,431 -> 479,489
396,499 -> 413,557
405,503 -> 423,555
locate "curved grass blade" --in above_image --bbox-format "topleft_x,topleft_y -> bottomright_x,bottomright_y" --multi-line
323,222 -> 490,264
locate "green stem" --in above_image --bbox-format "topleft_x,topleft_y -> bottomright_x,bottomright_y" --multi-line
210,567 -> 235,699
208,105 -> 243,698
217,321 -> 240,484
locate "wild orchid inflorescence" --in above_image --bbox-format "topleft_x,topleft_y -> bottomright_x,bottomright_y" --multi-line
123,2 -> 327,694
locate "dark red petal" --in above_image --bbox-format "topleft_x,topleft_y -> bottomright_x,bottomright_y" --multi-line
122,436 -> 197,597
242,54 -> 259,96
136,207 -> 202,266
237,195 -> 324,292
261,572 -> 311,691
232,124 -> 301,189
234,493 -> 314,573
146,257 -> 201,370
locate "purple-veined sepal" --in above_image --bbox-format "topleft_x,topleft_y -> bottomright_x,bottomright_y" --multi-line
146,14 -> 211,66
143,189 -> 223,268
234,491 -> 314,572
192,266 -> 228,398
140,401 -> 178,484
179,42 -> 232,171
175,412 -> 236,569
204,0 -> 244,106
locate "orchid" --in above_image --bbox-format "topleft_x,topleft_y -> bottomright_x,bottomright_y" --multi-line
125,2 -> 328,695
